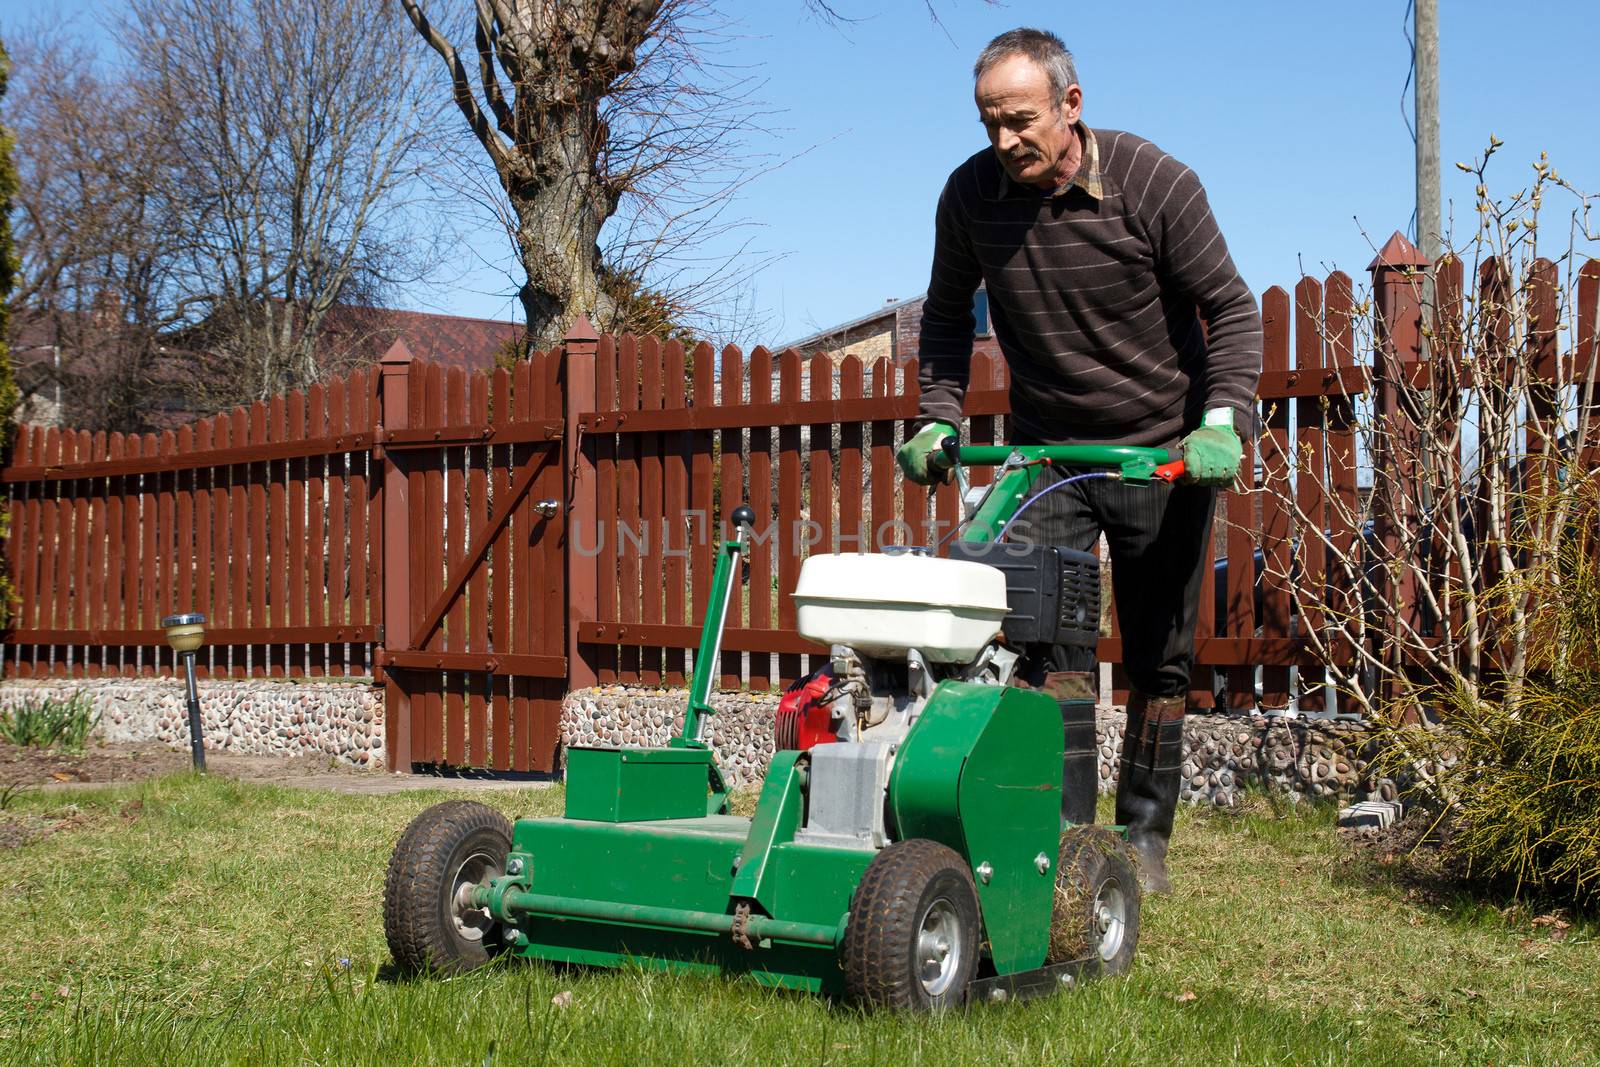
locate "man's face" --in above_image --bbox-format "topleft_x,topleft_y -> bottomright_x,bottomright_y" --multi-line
974,54 -> 1082,188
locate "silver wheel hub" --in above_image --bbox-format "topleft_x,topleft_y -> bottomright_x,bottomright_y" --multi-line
916,897 -> 963,997
1093,879 -> 1127,962
449,849 -> 502,943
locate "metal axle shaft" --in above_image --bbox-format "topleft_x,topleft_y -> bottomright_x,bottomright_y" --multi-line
480,886 -> 842,948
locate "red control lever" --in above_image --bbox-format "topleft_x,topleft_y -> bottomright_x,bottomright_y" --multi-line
1152,459 -> 1186,483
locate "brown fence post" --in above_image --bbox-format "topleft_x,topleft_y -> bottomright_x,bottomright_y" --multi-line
564,316 -> 600,691
377,341 -> 416,770
1369,231 -> 1429,716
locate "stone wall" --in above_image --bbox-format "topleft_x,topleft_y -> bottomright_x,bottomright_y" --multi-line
0,677 -> 1395,804
560,684 -> 1395,805
1095,708 -> 1394,806
0,678 -> 384,768
560,685 -> 778,785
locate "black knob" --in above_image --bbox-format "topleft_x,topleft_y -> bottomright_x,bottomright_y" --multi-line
730,504 -> 756,529
939,436 -> 960,463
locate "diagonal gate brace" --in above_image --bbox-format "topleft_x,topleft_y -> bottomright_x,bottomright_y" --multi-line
408,446 -> 559,653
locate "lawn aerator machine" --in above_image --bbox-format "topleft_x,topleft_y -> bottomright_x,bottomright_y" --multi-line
384,439 -> 1185,1009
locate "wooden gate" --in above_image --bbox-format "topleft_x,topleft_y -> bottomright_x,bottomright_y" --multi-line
374,344 -> 569,772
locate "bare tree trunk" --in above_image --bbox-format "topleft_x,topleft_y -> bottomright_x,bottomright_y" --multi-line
508,125 -> 619,351
401,0 -> 822,347
401,0 -> 656,348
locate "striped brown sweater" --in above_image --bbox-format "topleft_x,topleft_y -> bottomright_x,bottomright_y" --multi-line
917,127 -> 1262,447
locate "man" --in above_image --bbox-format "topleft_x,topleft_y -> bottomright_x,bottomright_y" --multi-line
897,28 -> 1261,893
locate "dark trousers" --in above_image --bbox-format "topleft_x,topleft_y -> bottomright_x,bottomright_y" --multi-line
1012,464 -> 1216,698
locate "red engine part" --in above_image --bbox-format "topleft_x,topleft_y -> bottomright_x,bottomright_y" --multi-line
773,666 -> 840,751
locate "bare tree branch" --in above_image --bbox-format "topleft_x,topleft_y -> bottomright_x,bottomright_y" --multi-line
1249,145 -> 1600,728
400,0 -> 516,176
8,2 -> 450,426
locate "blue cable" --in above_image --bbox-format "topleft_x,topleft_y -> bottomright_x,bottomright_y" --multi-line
995,470 -> 1117,542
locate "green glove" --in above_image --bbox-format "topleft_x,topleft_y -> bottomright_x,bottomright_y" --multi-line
1180,410 -> 1243,486
896,420 -> 957,486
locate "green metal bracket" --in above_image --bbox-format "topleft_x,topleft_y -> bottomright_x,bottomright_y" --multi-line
678,520 -> 747,746
959,455 -> 1048,544
729,750 -> 807,912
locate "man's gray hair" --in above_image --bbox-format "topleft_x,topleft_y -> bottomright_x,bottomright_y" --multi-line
973,28 -> 1078,100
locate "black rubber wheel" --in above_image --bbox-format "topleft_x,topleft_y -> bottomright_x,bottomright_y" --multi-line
383,800 -> 514,975
842,839 -> 981,1010
1047,826 -> 1141,976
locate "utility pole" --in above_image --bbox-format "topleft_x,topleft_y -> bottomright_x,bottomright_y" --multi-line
1412,0 -> 1441,531
1414,0 -> 1441,302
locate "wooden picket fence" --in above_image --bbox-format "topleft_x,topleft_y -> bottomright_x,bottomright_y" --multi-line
570,285 -> 1352,712
2,371 -> 382,680
5,233 -> 1596,771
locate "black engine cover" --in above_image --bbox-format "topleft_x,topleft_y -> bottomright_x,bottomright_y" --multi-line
946,541 -> 1101,649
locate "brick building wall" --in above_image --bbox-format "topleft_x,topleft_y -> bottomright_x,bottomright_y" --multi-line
892,295 -> 1003,365
789,289 -> 1003,367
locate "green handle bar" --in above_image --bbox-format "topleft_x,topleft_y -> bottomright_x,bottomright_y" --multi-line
930,438 -> 1187,544
933,439 -> 1185,481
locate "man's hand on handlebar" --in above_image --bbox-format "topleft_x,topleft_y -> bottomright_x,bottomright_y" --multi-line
896,420 -> 957,486
1180,410 -> 1243,486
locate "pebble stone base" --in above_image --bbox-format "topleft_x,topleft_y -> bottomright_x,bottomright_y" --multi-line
0,678 -> 1396,803
561,684 -> 1397,805
0,678 -> 385,768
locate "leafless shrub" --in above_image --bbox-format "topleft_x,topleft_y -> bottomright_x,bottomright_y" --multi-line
1253,141 -> 1600,723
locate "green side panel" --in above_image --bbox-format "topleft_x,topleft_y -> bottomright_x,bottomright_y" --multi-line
890,681 -> 999,850
563,746 -> 712,822
511,815 -> 870,931
763,842 -> 874,927
957,684 -> 1062,973
514,815 -> 746,912
729,750 -> 806,911
889,681 -> 1062,974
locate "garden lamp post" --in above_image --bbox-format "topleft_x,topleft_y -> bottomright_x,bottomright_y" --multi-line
162,613 -> 208,771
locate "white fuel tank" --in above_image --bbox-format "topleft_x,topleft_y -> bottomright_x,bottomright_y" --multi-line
793,552 -> 1009,662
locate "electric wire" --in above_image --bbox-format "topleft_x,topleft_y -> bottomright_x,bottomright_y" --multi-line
1401,0 -> 1419,243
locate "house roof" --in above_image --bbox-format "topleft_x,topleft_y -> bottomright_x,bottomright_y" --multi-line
6,307 -> 102,372
317,304 -> 524,370
780,293 -> 927,352
8,302 -> 526,375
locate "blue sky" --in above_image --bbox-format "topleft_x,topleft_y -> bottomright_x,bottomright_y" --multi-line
704,0 -> 1600,344
5,0 -> 1598,342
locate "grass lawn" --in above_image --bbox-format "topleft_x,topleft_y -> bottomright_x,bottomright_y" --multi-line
2,775 -> 1596,1066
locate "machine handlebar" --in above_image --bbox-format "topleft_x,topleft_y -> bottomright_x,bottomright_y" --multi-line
932,437 -> 1186,483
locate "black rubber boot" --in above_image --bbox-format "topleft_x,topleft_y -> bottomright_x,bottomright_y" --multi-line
1042,672 -> 1099,826
1114,691 -> 1187,894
